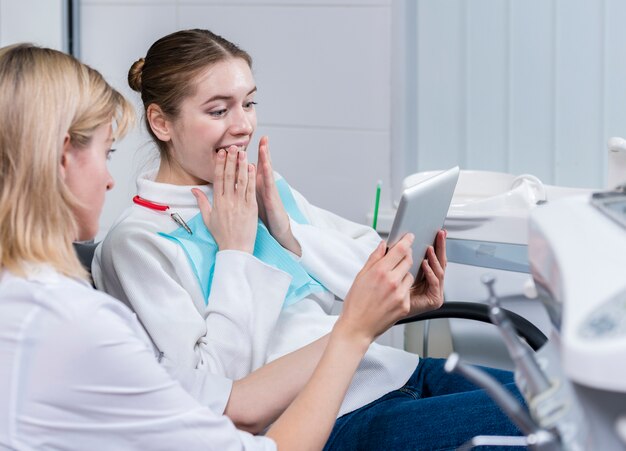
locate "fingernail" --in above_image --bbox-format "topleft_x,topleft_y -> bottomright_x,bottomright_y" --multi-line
217,149 -> 225,158
408,233 -> 415,242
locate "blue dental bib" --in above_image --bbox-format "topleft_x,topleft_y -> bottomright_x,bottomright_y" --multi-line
159,179 -> 326,307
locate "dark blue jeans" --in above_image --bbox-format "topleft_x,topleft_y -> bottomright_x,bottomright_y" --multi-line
324,358 -> 523,451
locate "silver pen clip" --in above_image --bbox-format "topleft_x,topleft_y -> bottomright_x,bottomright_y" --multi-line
170,212 -> 193,235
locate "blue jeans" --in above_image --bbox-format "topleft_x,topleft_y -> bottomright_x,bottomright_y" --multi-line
324,358 -> 523,451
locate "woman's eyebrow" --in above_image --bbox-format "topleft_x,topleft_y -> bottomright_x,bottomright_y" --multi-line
202,87 -> 257,105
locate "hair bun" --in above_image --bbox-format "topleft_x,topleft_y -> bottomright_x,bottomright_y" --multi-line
128,57 -> 145,92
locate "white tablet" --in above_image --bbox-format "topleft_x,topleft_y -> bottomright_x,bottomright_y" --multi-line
387,166 -> 460,277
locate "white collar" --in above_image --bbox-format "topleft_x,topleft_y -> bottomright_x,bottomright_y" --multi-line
136,170 -> 212,208
2,264 -> 91,288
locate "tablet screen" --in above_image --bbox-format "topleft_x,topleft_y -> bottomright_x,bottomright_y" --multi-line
387,166 -> 459,277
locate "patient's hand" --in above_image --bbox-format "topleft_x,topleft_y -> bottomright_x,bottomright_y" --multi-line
256,136 -> 301,256
408,229 -> 447,315
193,146 -> 258,253
337,234 -> 415,342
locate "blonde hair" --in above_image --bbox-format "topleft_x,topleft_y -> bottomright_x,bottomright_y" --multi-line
0,44 -> 134,279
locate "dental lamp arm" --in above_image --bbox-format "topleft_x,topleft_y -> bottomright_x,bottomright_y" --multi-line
482,275 -> 551,399
444,353 -> 537,435
445,353 -> 561,451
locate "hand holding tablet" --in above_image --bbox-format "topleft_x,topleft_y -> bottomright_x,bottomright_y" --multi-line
387,166 -> 460,278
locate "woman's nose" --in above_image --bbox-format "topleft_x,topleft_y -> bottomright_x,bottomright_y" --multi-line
230,108 -> 254,135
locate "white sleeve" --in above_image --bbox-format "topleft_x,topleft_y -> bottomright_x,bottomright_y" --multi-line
19,303 -> 276,451
286,184 -> 382,300
93,227 -> 291,412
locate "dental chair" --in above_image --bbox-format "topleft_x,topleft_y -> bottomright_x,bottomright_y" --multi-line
397,301 -> 546,351
73,241 -> 99,274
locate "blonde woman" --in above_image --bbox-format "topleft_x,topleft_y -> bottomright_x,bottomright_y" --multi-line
0,43 -> 418,450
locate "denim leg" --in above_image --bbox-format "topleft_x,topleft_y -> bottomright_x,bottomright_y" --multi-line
324,358 -> 524,451
405,357 -> 517,398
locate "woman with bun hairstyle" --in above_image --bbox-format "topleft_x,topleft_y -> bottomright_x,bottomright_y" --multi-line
0,42 -> 423,450
94,29 -> 522,450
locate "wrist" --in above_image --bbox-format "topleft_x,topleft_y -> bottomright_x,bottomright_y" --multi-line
218,242 -> 254,254
275,227 -> 301,257
331,318 -> 372,355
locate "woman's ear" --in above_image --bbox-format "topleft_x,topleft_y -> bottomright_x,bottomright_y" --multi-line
59,133 -> 72,181
147,103 -> 172,142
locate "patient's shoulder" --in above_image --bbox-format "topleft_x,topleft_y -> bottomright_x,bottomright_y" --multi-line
105,205 -> 164,240
101,206 -> 175,253
94,207 -> 185,283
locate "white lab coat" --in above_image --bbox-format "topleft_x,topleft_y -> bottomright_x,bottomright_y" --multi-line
93,171 -> 419,417
0,266 -> 275,450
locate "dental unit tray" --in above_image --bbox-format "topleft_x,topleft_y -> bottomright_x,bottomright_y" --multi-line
445,238 -> 530,273
402,170 -> 590,274
590,188 -> 626,230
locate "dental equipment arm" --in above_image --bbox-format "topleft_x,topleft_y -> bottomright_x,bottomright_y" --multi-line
445,353 -> 560,451
445,353 -> 537,436
450,275 -> 591,450
482,275 -> 552,398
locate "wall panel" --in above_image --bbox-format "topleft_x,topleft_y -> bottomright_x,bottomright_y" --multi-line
416,0 -> 466,170
405,0 -> 619,190
554,0 -> 604,187
508,0 -> 555,181
466,0 -> 508,171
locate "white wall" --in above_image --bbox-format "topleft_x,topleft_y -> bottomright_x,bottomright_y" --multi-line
4,0 -> 626,234
77,0 -> 392,237
0,0 -> 65,50
394,0 -> 626,200
78,0 -> 626,237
